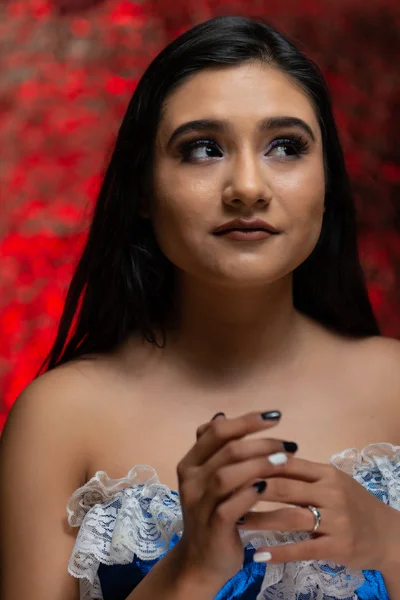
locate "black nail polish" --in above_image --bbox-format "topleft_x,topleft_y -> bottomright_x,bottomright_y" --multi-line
283,441 -> 298,453
212,412 -> 225,420
261,411 -> 281,420
253,480 -> 267,494
236,516 -> 245,524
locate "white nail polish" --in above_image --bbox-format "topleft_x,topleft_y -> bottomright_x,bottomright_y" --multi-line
268,452 -> 288,466
253,551 -> 272,563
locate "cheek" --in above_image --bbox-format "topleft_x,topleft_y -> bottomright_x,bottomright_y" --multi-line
285,167 -> 325,224
279,171 -> 325,258
150,170 -> 216,263
297,200 -> 325,251
301,192 -> 325,230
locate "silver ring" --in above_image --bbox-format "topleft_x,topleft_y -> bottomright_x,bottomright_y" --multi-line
307,505 -> 322,533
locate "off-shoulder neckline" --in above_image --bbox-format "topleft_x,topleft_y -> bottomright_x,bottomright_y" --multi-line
66,443 -> 399,600
74,442 -> 399,498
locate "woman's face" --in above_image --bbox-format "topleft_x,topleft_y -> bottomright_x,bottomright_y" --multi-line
149,61 -> 325,289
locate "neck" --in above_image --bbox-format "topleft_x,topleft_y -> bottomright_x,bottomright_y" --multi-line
164,274 -> 306,384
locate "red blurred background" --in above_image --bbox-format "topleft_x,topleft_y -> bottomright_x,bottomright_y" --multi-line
0,0 -> 399,432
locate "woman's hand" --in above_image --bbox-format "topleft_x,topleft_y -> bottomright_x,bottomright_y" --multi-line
172,410 -> 298,592
237,455 -> 397,573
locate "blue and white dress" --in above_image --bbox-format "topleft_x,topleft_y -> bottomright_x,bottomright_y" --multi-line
66,443 -> 399,600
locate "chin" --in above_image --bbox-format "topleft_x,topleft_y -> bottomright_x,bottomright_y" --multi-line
208,268 -> 290,290
177,252 -> 298,289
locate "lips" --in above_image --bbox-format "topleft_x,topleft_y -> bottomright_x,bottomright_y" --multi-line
213,218 -> 279,235
216,227 -> 266,233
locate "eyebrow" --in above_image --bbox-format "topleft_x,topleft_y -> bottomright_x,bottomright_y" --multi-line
166,116 -> 316,149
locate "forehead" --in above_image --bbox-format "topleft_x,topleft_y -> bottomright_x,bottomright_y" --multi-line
159,61 -> 319,135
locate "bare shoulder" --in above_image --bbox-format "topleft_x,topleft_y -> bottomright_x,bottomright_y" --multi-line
344,335 -> 400,383
336,334 -> 400,441
309,314 -> 400,385
359,334 -> 400,362
2,357 -> 110,464
0,357 -> 116,600
305,315 -> 400,433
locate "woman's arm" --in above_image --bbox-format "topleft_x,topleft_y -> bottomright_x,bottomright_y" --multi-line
378,507 -> 400,599
126,542 -> 221,600
0,367 -> 92,600
377,340 -> 400,599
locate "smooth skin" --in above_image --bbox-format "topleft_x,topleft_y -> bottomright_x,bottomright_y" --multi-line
1,61 -> 400,600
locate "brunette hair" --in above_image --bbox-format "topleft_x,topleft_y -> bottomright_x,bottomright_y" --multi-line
37,15 -> 379,376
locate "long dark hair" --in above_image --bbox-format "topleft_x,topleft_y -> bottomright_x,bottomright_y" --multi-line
36,15 -> 379,376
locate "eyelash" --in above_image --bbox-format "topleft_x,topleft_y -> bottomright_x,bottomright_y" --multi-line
178,134 -> 310,162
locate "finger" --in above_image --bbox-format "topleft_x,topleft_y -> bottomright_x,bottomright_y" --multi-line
260,477 -> 320,507
271,456 -> 329,482
180,410 -> 282,470
237,506 -> 328,534
203,460 -> 321,516
203,437 -> 297,478
210,474 -> 276,530
253,537 -> 329,564
201,454 -> 295,514
196,412 -> 225,441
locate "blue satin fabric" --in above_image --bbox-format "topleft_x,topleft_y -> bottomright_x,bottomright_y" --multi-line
356,570 -> 389,600
98,533 -> 389,600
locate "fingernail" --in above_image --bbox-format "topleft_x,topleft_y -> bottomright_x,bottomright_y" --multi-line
268,452 -> 288,466
211,412 -> 225,421
282,441 -> 298,453
252,480 -> 267,494
253,551 -> 272,563
236,516 -> 245,524
261,411 -> 281,420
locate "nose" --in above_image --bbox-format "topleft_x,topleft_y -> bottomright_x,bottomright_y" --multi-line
222,150 -> 272,208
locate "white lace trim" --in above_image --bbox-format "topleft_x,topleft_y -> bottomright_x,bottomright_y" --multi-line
67,465 -> 183,600
67,443 -> 400,600
330,443 -> 400,510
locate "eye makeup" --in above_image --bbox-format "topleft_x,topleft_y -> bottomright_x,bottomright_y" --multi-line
178,132 -> 310,163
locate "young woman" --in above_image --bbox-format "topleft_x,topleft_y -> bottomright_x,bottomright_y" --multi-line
1,15 -> 399,600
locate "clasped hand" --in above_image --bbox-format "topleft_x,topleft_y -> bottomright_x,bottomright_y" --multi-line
176,410 -> 395,586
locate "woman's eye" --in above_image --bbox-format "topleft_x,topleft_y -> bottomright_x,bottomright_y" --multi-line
179,140 -> 222,162
179,135 -> 309,162
268,137 -> 309,158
